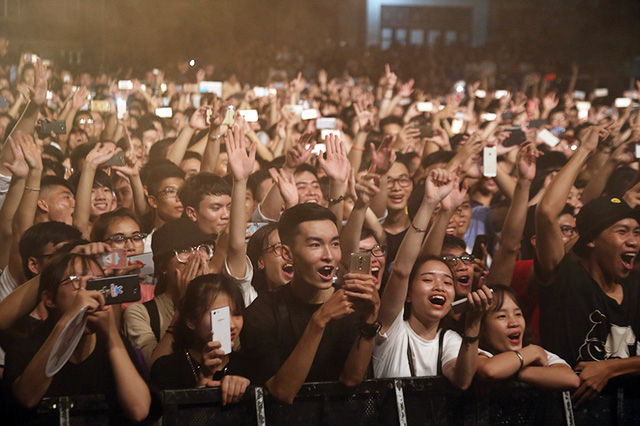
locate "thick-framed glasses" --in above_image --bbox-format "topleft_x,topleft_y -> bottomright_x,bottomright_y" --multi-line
442,255 -> 476,266
363,245 -> 386,258
262,242 -> 283,256
156,186 -> 179,199
57,275 -> 84,290
560,225 -> 577,237
77,119 -> 94,125
387,176 -> 412,189
105,233 -> 148,247
174,244 -> 215,263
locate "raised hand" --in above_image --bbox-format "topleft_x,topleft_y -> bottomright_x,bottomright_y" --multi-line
342,272 -> 380,322
86,143 -> 118,168
353,99 -> 375,133
225,124 -> 256,182
314,289 -> 354,326
268,168 -> 298,208
317,69 -> 328,87
72,86 -> 90,110
31,58 -> 48,106
440,169 -> 469,212
290,72 -> 307,94
369,135 -> 396,175
354,173 -> 381,207
2,135 -> 29,178
424,168 -> 457,204
190,105 -> 213,130
542,92 -> 559,111
284,132 -> 315,171
380,63 -> 398,90
464,284 -> 494,324
516,141 -> 542,181
398,79 -> 415,98
318,133 -> 350,181
111,149 -> 141,178
200,338 -> 224,379
17,132 -> 43,171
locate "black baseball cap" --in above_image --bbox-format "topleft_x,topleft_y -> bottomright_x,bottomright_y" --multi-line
574,197 -> 640,256
151,217 -> 215,262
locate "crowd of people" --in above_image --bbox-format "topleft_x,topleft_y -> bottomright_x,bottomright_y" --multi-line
0,33 -> 639,423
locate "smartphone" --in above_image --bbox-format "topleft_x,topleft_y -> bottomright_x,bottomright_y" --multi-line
320,129 -> 340,140
573,90 -> 586,100
528,119 -> 546,129
128,252 -> 154,276
116,98 -> 127,119
398,98 -> 411,106
575,101 -> 591,112
199,81 -> 222,97
594,88 -> 609,98
97,248 -> 127,269
118,80 -> 133,91
245,222 -> 269,243
415,124 -> 433,138
273,82 -> 285,90
538,129 -> 560,148
483,146 -> 497,177
39,120 -> 67,135
349,252 -> 371,275
615,98 -> 632,108
155,107 -> 173,118
211,306 -> 232,355
46,90 -> 53,100
238,109 -> 258,122
301,109 -> 319,120
152,68 -> 160,75
474,90 -> 487,99
287,105 -> 304,115
452,289 -> 494,315
416,102 -> 433,112
86,274 -> 141,305
311,143 -> 326,156
494,90 -> 509,99
316,117 -> 337,129
90,100 -> 110,112
481,112 -> 497,122
253,87 -> 276,97
24,53 -> 38,63
0,96 -> 8,109
503,129 -> 527,147
103,151 -> 126,167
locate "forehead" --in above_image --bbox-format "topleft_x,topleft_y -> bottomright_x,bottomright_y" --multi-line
388,162 -> 409,178
359,235 -> 378,249
557,214 -> 575,226
201,194 -> 231,205
294,171 -> 318,183
159,177 -> 184,189
441,246 -> 465,257
106,217 -> 139,233
606,217 -> 640,231
297,219 -> 338,238
418,260 -> 453,278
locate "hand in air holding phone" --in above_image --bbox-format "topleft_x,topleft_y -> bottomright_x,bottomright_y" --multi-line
342,272 -> 380,323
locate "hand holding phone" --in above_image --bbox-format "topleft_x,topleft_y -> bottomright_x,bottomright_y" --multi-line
349,252 -> 371,275
86,275 -> 141,305
211,306 -> 232,354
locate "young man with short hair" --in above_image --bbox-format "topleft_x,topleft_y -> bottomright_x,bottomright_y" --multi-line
240,203 -> 380,404
178,172 -> 231,236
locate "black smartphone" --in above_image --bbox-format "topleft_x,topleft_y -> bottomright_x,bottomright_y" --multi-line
86,274 -> 141,305
39,120 -> 67,135
103,151 -> 126,167
503,129 -> 527,147
414,124 -> 434,138
528,119 -> 546,129
0,96 -> 7,109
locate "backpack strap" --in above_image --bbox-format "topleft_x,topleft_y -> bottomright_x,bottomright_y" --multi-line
143,299 -> 161,342
436,329 -> 444,376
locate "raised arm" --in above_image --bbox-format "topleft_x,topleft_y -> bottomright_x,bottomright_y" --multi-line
340,173 -> 380,267
225,124 -> 256,278
535,126 -> 603,279
368,135 -> 395,218
318,133 -> 350,231
111,149 -> 148,217
166,105 -> 210,166
486,142 -> 540,286
378,169 -> 456,333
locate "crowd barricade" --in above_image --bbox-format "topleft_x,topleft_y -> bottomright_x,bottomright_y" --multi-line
36,377 -> 640,425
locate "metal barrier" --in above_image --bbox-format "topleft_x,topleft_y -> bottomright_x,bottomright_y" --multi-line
35,377 -> 640,425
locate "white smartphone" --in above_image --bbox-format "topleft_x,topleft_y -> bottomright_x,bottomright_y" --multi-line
451,118 -> 464,134
594,88 -> 609,98
211,306 -> 232,355
199,81 -> 222,97
118,80 -> 133,91
320,129 -> 341,140
116,97 -> 127,119
309,143 -> 326,156
538,129 -> 560,148
495,90 -> 509,99
636,144 -> 640,159
417,102 -> 433,112
615,98 -> 632,108
238,109 -> 259,122
573,90 -> 586,100
46,91 -> 53,100
481,112 -> 497,122
483,146 -> 497,177
128,252 -> 154,276
253,87 -> 276,97
316,117 -> 337,129
301,109 -> 319,120
155,107 -> 173,118
398,97 -> 411,106
474,89 -> 487,99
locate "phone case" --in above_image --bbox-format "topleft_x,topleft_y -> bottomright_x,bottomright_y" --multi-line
86,274 -> 140,305
211,306 -> 232,354
349,252 -> 371,275
483,147 -> 497,177
98,248 -> 128,269
128,252 -> 154,275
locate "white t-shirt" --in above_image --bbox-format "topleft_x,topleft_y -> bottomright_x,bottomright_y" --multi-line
479,348 -> 570,367
0,173 -> 12,210
223,255 -> 257,307
373,311 -> 462,378
0,267 -> 19,303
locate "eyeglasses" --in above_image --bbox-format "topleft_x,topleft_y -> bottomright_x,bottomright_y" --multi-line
174,244 -> 215,263
442,255 -> 476,266
387,176 -> 412,189
105,232 -> 148,247
77,119 -> 94,125
156,186 -> 179,199
262,242 -> 283,256
57,275 -> 84,290
363,245 -> 386,258
560,225 -> 577,237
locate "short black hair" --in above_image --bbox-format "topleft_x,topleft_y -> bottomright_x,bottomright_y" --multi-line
70,143 -> 96,171
142,162 -> 185,196
421,151 -> 456,170
442,235 -> 467,253
19,222 -> 82,279
178,172 -> 231,210
148,138 -> 176,162
278,203 -> 337,247
40,175 -> 73,194
380,116 -> 404,130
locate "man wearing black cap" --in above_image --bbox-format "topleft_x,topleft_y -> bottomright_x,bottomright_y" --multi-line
536,124 -> 640,407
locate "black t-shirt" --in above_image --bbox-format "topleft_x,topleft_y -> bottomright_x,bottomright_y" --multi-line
3,318 -> 160,422
239,284 -> 359,385
151,350 -> 243,390
535,255 -> 640,368
384,228 -> 408,274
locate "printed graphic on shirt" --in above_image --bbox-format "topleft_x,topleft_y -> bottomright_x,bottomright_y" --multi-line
577,310 -> 637,361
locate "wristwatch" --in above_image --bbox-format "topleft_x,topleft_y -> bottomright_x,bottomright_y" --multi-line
359,321 -> 382,339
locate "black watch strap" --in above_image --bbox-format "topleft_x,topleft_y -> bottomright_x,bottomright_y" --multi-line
359,321 -> 382,338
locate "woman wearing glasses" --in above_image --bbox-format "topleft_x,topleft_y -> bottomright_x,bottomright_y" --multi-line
247,223 -> 293,295
3,253 -> 156,423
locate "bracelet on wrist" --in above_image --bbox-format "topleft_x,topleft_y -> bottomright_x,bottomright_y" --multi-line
25,186 -> 41,192
462,334 -> 480,344
328,195 -> 345,205
350,145 -> 365,152
514,350 -> 524,370
410,221 -> 427,233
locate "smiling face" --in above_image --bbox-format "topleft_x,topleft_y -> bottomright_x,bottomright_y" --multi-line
104,217 -> 145,256
90,185 -> 114,218
294,171 -> 323,204
441,246 -> 474,297
589,218 -> 640,280
407,259 -> 456,322
484,294 -> 526,352
386,162 -> 413,212
359,236 -> 386,289
284,220 -> 341,290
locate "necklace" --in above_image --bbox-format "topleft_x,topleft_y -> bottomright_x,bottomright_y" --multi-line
185,350 -> 200,384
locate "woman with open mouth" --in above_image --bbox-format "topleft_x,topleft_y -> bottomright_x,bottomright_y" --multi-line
476,285 -> 579,390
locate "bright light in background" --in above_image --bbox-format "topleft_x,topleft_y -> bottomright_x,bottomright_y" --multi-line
189,59 -> 195,67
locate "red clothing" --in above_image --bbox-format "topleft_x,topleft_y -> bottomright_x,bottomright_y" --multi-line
510,260 -> 540,342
